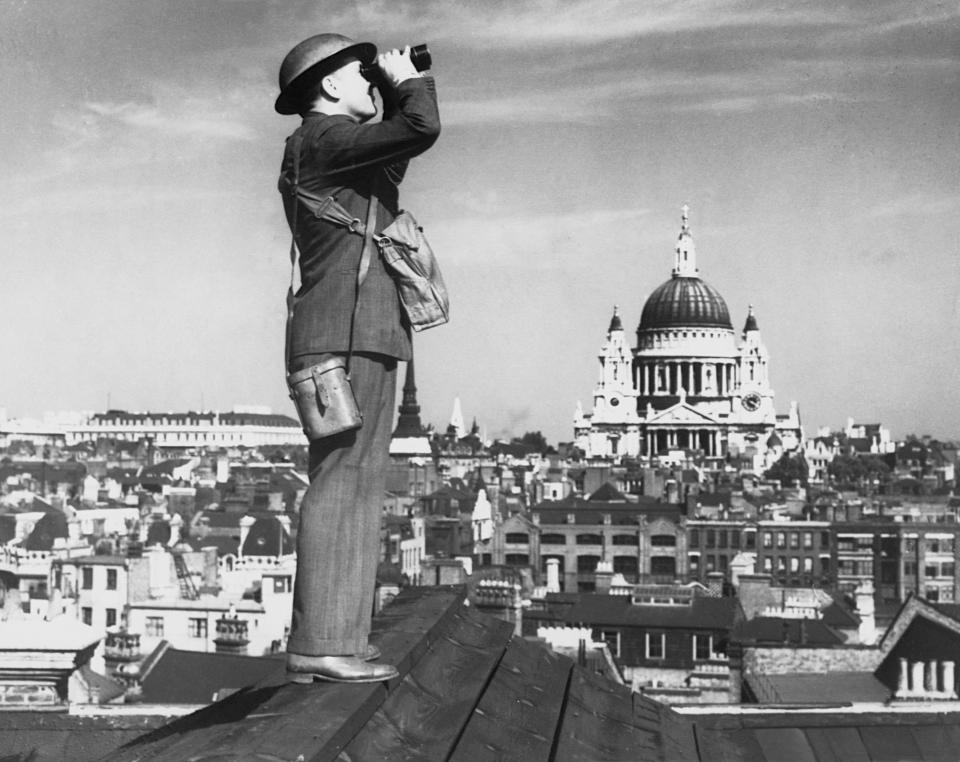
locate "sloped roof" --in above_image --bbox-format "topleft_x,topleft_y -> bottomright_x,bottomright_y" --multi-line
822,599 -> 862,628
139,646 -> 285,704
563,593 -> 740,630
747,671 -> 890,704
23,510 -> 69,551
101,587 -> 689,762
185,535 -> 239,557
86,587 -> 960,762
733,616 -> 845,646
77,664 -> 127,704
588,482 -> 628,502
240,517 -> 294,557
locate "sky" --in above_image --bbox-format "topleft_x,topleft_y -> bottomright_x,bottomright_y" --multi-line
1,0 -> 959,445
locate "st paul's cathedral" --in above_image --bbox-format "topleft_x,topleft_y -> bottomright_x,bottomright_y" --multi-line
574,206 -> 802,470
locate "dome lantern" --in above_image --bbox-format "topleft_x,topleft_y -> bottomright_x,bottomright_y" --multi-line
672,204 -> 698,278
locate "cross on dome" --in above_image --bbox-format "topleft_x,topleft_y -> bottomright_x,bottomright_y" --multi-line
673,203 -> 698,277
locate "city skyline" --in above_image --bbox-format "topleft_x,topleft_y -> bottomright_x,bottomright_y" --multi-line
2,1 -> 959,445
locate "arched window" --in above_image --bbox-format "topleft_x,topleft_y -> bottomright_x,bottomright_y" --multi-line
540,533 -> 567,545
505,533 -> 529,544
612,534 -> 639,546
505,553 -> 529,566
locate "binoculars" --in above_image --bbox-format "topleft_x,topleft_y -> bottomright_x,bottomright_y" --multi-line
360,44 -> 431,80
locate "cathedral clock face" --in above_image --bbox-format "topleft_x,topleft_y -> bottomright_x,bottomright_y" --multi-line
742,392 -> 761,412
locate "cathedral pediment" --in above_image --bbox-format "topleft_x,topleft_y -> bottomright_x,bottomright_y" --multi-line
645,402 -> 720,426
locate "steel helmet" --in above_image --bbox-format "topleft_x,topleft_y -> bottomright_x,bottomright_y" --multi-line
275,33 -> 376,115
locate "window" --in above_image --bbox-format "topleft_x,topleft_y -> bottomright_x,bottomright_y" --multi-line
719,555 -> 729,572
689,554 -> 700,574
188,618 -> 208,639
789,532 -> 799,550
646,632 -> 666,660
505,533 -> 529,544
601,629 -> 621,657
81,607 -> 92,625
777,556 -> 786,572
540,533 -> 566,545
273,576 -> 292,593
689,529 -> 700,547
651,535 -> 676,547
146,617 -> 165,637
789,557 -> 799,573
744,532 -> 756,550
613,556 -> 639,579
762,532 -> 772,549
803,557 -> 813,573
576,534 -> 603,546
777,532 -> 786,549
706,555 -> 716,572
613,534 -> 639,546
106,569 -> 118,590
82,568 -> 93,590
821,531 -> 831,549
820,558 -> 831,575
577,555 -> 600,573
706,530 -> 716,549
731,532 -> 740,549
926,565 -> 939,578
718,531 -> 728,549
106,608 -> 117,628
693,634 -> 713,661
803,532 -> 813,550
505,553 -> 529,566
650,557 -> 676,576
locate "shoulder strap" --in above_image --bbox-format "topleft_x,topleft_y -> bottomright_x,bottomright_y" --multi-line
283,130 -> 378,374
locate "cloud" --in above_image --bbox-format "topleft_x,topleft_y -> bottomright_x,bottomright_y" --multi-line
867,193 -> 960,219
427,205 -> 653,267
86,100 -> 258,141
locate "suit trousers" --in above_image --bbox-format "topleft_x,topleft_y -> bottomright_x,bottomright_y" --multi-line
287,352 -> 397,656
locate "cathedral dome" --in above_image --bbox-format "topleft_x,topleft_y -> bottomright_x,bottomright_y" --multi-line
639,275 -> 732,331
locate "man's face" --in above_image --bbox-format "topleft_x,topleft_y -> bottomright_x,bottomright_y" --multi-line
329,59 -> 377,122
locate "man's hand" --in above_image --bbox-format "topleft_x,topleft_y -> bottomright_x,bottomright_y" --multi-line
376,47 -> 420,88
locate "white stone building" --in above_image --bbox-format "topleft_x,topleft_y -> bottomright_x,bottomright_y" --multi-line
575,207 -> 802,469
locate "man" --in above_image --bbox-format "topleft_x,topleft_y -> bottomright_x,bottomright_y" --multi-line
275,34 -> 440,683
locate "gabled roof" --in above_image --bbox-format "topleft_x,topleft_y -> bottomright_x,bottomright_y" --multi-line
646,401 -> 719,426
588,482 -> 628,502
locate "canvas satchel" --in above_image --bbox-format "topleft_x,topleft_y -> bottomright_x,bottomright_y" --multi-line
373,211 -> 449,331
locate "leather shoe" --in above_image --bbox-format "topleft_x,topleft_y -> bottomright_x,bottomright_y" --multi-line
286,654 -> 399,684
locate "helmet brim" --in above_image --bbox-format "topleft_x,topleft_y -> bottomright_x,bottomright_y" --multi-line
275,41 -> 377,115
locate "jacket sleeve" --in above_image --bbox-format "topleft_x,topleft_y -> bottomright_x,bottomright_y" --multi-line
312,77 -> 440,178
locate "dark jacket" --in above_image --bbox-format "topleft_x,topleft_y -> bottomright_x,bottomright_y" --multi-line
278,76 -> 440,364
